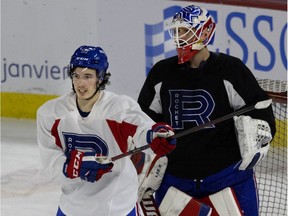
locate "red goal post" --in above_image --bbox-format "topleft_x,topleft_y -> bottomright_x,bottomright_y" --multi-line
267,91 -> 287,103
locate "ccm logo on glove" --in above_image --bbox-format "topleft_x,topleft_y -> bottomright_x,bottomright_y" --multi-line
71,150 -> 83,177
63,150 -> 114,182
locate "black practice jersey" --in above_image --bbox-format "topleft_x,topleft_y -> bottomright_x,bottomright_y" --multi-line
138,52 -> 275,179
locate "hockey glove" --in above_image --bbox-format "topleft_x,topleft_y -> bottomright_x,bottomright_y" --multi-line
147,122 -> 176,157
63,150 -> 114,183
234,115 -> 272,170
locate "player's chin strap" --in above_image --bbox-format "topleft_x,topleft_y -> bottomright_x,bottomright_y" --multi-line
85,80 -> 102,101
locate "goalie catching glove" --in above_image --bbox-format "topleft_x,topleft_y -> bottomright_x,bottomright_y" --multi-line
234,115 -> 272,170
63,150 -> 114,182
147,122 -> 176,157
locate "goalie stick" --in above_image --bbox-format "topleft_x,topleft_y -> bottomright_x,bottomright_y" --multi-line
111,99 -> 272,162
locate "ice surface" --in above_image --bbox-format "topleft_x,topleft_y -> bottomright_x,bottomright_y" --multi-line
1,118 -> 61,216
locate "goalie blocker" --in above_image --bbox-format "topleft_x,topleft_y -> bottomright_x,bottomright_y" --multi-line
159,186 -> 243,216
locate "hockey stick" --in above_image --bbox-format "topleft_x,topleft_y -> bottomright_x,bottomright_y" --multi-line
111,99 -> 272,162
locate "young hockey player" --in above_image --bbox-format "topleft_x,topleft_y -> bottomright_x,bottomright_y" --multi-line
137,5 -> 275,216
37,45 -> 176,216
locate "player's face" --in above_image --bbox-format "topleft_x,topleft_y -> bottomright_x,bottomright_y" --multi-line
71,67 -> 98,100
173,27 -> 198,47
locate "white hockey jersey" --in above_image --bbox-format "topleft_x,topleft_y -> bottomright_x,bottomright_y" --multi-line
37,90 -> 155,216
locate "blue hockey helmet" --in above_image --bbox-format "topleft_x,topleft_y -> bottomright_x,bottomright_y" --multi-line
169,5 -> 216,64
69,45 -> 109,80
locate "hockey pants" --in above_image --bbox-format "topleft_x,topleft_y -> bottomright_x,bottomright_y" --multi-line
155,163 -> 259,216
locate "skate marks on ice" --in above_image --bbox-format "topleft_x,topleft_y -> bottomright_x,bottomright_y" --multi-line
1,118 -> 61,216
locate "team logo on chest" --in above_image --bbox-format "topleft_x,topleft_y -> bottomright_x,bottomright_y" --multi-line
62,132 -> 109,156
169,89 -> 215,129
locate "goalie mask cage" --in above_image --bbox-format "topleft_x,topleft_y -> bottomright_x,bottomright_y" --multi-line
255,79 -> 287,216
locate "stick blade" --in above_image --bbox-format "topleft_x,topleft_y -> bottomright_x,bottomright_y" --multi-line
255,99 -> 272,109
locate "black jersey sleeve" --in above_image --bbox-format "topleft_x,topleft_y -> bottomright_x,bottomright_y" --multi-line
137,62 -> 164,122
219,54 -> 276,137
138,56 -> 179,123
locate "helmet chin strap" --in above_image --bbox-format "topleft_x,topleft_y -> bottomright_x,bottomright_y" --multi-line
85,87 -> 100,101
85,80 -> 102,101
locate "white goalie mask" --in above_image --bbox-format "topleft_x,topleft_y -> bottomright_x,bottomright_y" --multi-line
169,5 -> 216,64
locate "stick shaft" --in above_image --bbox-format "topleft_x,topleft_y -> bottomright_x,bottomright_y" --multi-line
173,102 -> 257,139
111,145 -> 150,161
111,99 -> 271,161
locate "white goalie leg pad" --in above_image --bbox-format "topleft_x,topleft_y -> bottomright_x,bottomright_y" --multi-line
137,154 -> 168,202
233,115 -> 272,170
206,187 -> 243,216
159,186 -> 212,216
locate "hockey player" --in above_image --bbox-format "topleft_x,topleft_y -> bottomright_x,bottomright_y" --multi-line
37,45 -> 176,216
137,5 -> 275,216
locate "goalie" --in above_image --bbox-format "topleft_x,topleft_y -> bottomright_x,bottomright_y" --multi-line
137,4 -> 276,216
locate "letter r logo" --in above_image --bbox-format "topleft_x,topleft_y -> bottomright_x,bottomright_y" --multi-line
169,89 -> 215,129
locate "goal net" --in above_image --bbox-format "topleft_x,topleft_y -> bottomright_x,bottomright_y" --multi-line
255,78 -> 287,216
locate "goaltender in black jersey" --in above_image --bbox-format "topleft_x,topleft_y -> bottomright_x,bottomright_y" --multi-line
137,4 -> 275,216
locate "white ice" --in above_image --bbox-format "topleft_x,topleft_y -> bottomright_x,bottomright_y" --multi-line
1,118 -> 61,216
